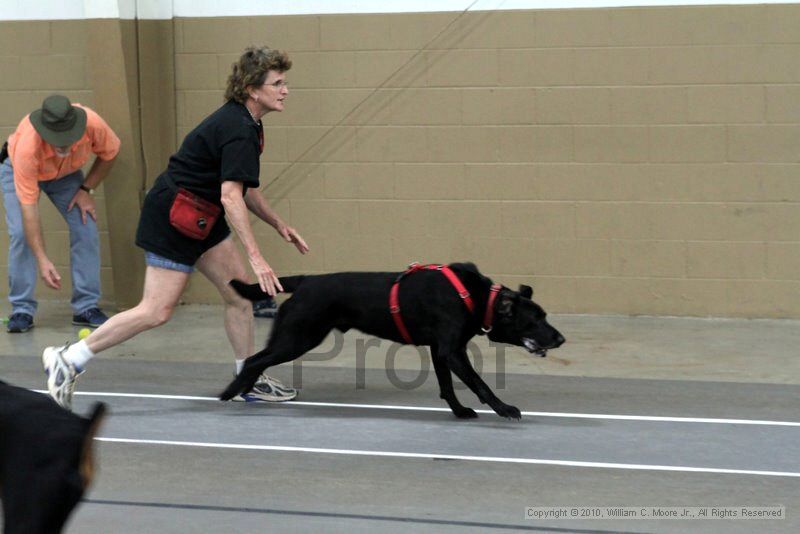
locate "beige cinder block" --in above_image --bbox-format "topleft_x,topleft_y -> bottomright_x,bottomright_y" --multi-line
2,4 -> 799,318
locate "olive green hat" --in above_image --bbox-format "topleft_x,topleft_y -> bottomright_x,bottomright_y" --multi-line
29,95 -> 87,147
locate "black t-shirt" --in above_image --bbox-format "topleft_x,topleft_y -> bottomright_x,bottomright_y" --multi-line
165,99 -> 262,200
135,100 -> 264,265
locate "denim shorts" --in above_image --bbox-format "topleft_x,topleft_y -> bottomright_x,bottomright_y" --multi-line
144,251 -> 195,273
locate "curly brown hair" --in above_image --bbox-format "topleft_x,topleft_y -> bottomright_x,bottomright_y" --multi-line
225,46 -> 292,104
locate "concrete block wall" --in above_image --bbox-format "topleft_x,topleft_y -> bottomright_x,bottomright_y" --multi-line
176,5 -> 800,317
0,3 -> 798,318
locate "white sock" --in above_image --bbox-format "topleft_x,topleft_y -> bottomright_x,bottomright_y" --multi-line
63,340 -> 95,371
235,358 -> 245,375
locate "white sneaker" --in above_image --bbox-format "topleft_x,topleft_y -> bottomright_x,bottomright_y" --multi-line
231,373 -> 298,403
42,344 -> 83,410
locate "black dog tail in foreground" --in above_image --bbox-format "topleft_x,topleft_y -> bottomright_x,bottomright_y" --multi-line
229,276 -> 305,301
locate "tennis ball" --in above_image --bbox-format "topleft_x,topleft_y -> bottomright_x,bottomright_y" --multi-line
78,328 -> 92,340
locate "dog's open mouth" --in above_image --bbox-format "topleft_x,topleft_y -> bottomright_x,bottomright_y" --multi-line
522,337 -> 548,357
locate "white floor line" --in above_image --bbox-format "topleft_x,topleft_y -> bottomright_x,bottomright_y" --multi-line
96,437 -> 800,478
53,389 -> 800,427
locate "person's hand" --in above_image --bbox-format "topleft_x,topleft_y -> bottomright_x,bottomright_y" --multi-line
278,225 -> 309,255
37,257 -> 62,290
248,254 -> 283,296
67,189 -> 97,224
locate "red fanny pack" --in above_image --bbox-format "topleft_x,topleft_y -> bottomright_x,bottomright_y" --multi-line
169,188 -> 221,240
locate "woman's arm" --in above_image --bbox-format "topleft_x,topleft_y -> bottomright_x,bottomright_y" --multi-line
221,180 -> 282,295
244,187 -> 309,254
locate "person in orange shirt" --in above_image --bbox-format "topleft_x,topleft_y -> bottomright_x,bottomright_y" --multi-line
0,95 -> 120,333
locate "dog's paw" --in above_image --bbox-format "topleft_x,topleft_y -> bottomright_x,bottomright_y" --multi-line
453,407 -> 478,419
496,404 -> 522,420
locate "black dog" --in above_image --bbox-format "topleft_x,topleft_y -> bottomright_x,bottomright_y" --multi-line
221,262 -> 564,419
0,381 -> 105,533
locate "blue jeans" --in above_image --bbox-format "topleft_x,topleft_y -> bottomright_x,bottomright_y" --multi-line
144,251 -> 195,273
1,159 -> 101,316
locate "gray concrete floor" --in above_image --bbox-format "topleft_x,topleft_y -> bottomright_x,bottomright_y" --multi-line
1,301 -> 799,533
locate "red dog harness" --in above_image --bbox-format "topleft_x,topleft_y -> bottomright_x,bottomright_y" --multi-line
389,263 -> 502,344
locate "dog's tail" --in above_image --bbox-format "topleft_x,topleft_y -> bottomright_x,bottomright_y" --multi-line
229,275 -> 306,301
219,360 -> 262,401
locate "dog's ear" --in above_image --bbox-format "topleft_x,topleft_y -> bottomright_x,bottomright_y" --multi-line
498,295 -> 514,318
80,403 -> 107,490
518,285 -> 533,299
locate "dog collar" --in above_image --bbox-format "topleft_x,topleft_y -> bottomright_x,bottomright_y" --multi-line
481,284 -> 502,334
